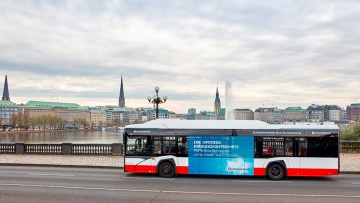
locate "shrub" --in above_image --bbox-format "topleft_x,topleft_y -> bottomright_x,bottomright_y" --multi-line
341,119 -> 360,141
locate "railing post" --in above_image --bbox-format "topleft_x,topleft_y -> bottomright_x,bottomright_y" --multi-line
112,143 -> 122,155
15,143 -> 25,154
62,143 -> 72,155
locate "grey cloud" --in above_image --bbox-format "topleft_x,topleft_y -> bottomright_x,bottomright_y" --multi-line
1,0 -> 359,112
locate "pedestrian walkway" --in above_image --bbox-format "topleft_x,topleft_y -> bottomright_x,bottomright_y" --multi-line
0,154 -> 123,168
0,153 -> 359,173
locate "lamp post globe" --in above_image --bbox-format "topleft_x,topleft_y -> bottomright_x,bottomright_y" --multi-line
147,86 -> 167,119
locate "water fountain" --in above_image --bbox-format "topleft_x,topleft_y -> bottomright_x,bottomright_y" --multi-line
225,81 -> 235,120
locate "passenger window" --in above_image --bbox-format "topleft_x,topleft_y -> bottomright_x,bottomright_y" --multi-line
162,136 -> 177,154
178,136 -> 188,156
152,136 -> 178,155
285,138 -> 294,156
298,138 -> 307,157
153,137 -> 162,155
262,137 -> 284,157
306,136 -> 338,157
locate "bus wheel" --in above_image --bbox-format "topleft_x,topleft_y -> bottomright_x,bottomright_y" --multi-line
267,163 -> 285,180
158,162 -> 175,178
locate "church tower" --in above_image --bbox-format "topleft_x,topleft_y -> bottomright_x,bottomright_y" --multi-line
214,85 -> 221,117
2,75 -> 10,101
119,75 -> 125,107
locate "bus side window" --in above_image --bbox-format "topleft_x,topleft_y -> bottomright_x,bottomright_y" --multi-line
162,136 -> 177,155
254,137 -> 263,157
178,136 -> 188,156
298,138 -> 307,157
285,138 -> 294,156
153,136 -> 162,155
260,137 -> 284,157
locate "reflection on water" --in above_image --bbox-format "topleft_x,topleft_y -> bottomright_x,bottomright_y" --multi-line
0,130 -> 123,144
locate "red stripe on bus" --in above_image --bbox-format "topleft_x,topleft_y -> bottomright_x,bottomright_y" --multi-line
124,165 -> 156,173
125,165 -> 338,177
287,168 -> 338,176
176,166 -> 188,174
289,168 -> 338,177
254,168 -> 266,176
254,168 -> 338,177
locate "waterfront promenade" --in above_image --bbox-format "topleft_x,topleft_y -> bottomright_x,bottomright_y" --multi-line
0,153 -> 359,173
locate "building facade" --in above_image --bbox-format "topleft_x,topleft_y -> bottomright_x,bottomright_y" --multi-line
24,101 -> 90,125
323,105 -> 342,121
0,75 -> 23,126
105,107 -> 129,124
233,108 -> 254,120
151,109 -> 170,119
0,100 -> 23,126
282,107 -> 306,122
347,103 -> 360,121
306,104 -> 324,122
187,108 -> 196,120
88,107 -> 106,126
197,111 -> 218,120
254,107 -> 276,122
273,109 -> 283,122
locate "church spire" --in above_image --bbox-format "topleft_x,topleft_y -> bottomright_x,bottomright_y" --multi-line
214,85 -> 221,116
119,75 -> 125,107
215,85 -> 220,103
2,75 -> 10,101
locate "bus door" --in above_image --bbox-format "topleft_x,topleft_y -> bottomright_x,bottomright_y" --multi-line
131,136 -> 156,173
284,137 -> 300,176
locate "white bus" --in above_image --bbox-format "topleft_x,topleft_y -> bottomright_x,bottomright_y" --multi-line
123,120 -> 339,180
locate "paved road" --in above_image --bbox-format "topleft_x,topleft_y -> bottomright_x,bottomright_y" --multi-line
0,166 -> 359,203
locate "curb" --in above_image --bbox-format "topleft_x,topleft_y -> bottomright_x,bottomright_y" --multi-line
340,171 -> 360,174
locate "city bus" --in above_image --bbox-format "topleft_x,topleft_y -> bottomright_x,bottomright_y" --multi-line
123,119 -> 339,180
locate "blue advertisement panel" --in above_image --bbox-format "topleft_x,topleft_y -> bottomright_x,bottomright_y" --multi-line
188,136 -> 254,175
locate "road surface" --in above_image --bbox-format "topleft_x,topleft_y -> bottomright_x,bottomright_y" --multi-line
0,166 -> 359,203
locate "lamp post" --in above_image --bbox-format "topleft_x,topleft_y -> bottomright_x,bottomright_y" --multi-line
147,86 -> 168,119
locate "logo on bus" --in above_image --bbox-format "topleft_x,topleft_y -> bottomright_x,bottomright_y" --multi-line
133,130 -> 151,134
227,166 -> 248,172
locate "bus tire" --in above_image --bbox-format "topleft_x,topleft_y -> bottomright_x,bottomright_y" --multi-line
267,163 -> 285,180
158,162 -> 175,178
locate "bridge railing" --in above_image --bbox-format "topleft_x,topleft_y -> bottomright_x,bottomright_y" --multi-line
0,143 -> 124,156
0,142 -> 359,155
340,141 -> 360,152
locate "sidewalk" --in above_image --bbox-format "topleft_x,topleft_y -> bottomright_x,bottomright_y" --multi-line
0,153 -> 359,173
0,154 -> 123,168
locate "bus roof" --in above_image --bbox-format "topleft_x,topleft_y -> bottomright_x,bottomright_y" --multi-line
125,119 -> 339,130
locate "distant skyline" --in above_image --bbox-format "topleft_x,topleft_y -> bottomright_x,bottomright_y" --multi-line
0,0 -> 359,113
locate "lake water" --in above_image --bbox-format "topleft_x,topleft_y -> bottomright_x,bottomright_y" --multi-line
0,130 -> 123,144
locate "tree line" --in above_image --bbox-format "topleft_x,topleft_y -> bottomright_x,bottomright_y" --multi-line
11,112 -> 90,130
340,119 -> 360,140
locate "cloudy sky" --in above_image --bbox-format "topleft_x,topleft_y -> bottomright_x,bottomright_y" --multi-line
0,0 -> 359,113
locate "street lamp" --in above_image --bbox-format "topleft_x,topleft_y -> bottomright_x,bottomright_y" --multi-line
147,86 -> 168,119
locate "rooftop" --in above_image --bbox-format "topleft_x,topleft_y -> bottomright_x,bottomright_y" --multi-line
284,107 -> 304,112
0,100 -> 15,106
105,107 -> 128,112
25,100 -> 87,110
348,103 -> 360,109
